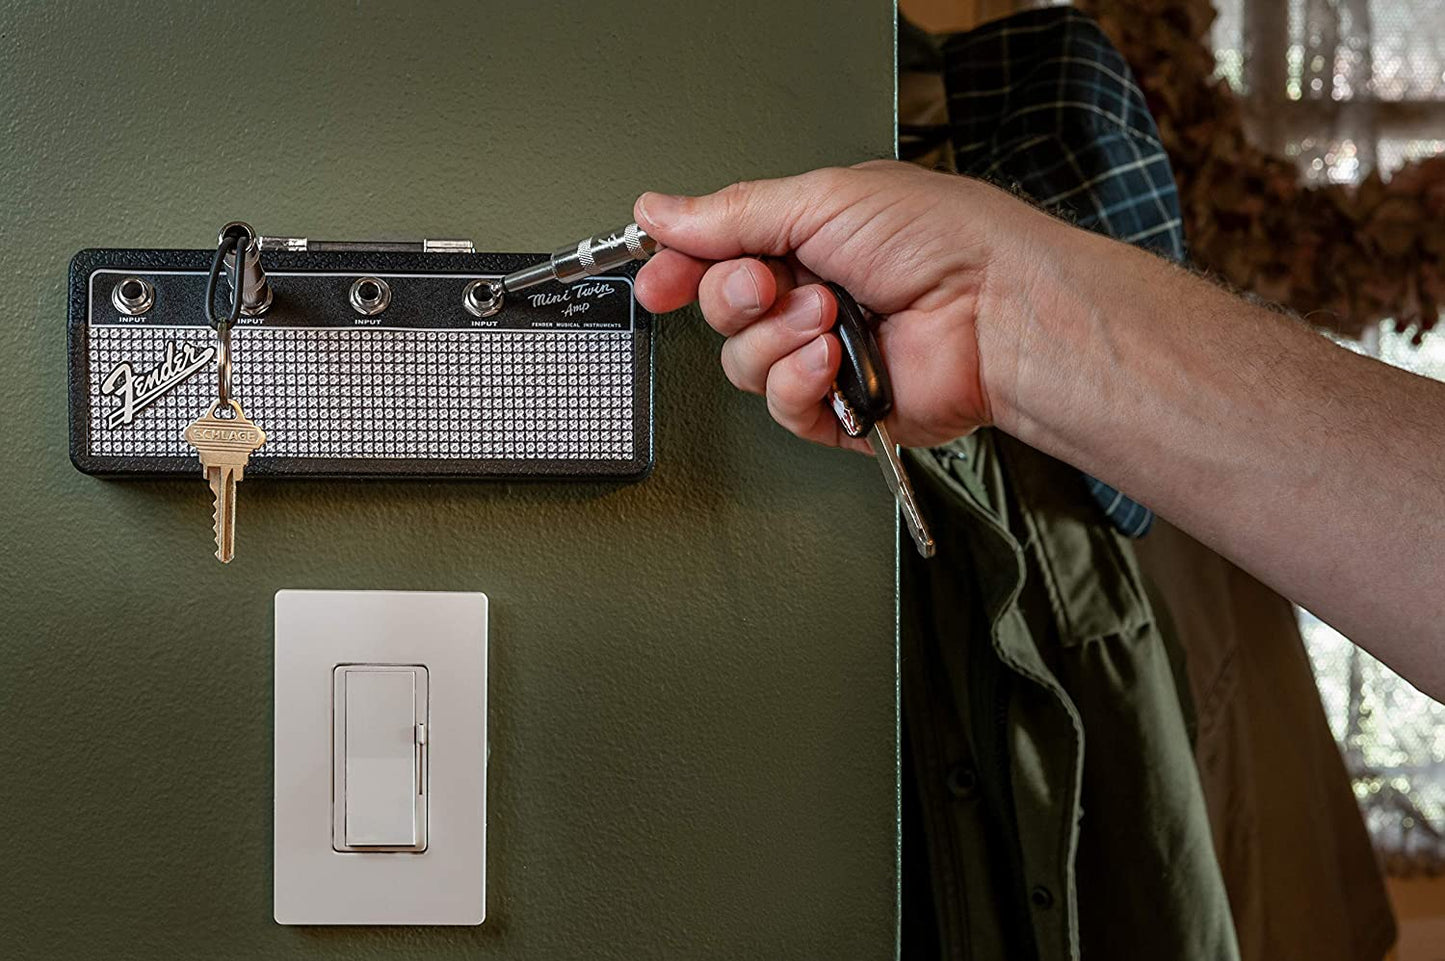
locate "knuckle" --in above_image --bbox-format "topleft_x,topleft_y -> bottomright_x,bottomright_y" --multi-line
853,158 -> 912,175
764,360 -> 810,412
700,300 -> 745,338
719,342 -> 761,394
764,391 -> 801,433
801,166 -> 852,197
696,266 -> 728,315
717,180 -> 791,254
766,388 -> 830,445
697,298 -> 725,333
717,180 -> 755,219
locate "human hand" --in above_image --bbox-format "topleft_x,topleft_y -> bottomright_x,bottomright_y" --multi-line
633,160 -> 1058,451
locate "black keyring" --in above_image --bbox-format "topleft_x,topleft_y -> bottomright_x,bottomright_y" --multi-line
205,231 -> 245,404
205,230 -> 245,331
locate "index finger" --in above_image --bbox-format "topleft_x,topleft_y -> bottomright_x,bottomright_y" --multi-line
633,247 -> 710,314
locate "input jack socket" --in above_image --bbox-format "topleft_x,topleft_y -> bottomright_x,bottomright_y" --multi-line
112,277 -> 155,316
463,279 -> 504,318
349,276 -> 391,316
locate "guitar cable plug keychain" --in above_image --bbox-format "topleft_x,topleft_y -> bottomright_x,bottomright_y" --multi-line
505,224 -> 935,558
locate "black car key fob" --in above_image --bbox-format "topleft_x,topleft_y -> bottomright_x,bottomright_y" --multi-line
823,282 -> 935,557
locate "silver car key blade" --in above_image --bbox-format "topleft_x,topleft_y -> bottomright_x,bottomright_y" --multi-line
867,421 -> 935,558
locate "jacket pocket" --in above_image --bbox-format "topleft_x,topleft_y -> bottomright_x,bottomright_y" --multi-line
995,435 -> 1153,647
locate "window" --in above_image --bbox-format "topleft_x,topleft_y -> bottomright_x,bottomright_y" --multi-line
1213,0 -> 1445,873
1299,319 -> 1445,875
1214,0 -> 1445,180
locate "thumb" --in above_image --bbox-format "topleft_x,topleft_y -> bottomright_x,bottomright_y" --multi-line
633,168 -> 848,262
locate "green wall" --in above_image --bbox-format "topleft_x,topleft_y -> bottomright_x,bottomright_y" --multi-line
0,1 -> 899,958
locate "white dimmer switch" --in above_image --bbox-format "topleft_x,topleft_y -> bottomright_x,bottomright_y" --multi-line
333,665 -> 428,852
274,590 -> 487,926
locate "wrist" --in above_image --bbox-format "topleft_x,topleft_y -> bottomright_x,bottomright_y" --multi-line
972,209 -> 1100,439
984,215 -> 1201,476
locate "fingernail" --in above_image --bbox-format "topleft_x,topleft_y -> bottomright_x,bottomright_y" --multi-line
637,192 -> 686,230
722,264 -> 761,312
802,335 -> 830,373
783,288 -> 824,332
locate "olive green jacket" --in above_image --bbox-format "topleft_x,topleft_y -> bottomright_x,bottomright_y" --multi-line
901,432 -> 1239,960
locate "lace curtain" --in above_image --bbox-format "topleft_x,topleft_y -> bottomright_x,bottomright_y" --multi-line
1211,0 -> 1445,875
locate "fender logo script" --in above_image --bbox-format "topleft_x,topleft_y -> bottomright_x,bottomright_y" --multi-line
101,340 -> 215,428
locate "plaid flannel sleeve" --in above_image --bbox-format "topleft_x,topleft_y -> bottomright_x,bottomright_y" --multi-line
938,6 -> 1186,537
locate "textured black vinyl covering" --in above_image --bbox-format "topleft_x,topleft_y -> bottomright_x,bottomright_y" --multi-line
68,248 -> 653,479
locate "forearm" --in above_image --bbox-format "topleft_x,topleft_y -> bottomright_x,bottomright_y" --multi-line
989,223 -> 1445,693
630,165 -> 1445,690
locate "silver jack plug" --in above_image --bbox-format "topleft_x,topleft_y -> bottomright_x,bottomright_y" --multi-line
463,279 -> 504,318
502,223 -> 658,294
219,221 -> 273,315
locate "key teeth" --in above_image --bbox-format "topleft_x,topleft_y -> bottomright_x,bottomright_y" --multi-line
213,499 -> 228,563
211,477 -> 234,564
212,489 -> 226,563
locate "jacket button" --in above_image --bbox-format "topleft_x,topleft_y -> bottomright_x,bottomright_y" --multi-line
946,764 -> 978,799
1030,885 -> 1055,909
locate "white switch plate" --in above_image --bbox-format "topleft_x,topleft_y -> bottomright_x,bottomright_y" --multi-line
274,590 -> 488,925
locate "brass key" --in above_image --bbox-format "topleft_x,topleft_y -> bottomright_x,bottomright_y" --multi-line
183,399 -> 266,563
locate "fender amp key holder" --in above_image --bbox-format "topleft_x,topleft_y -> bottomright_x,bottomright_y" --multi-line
68,231 -> 654,480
